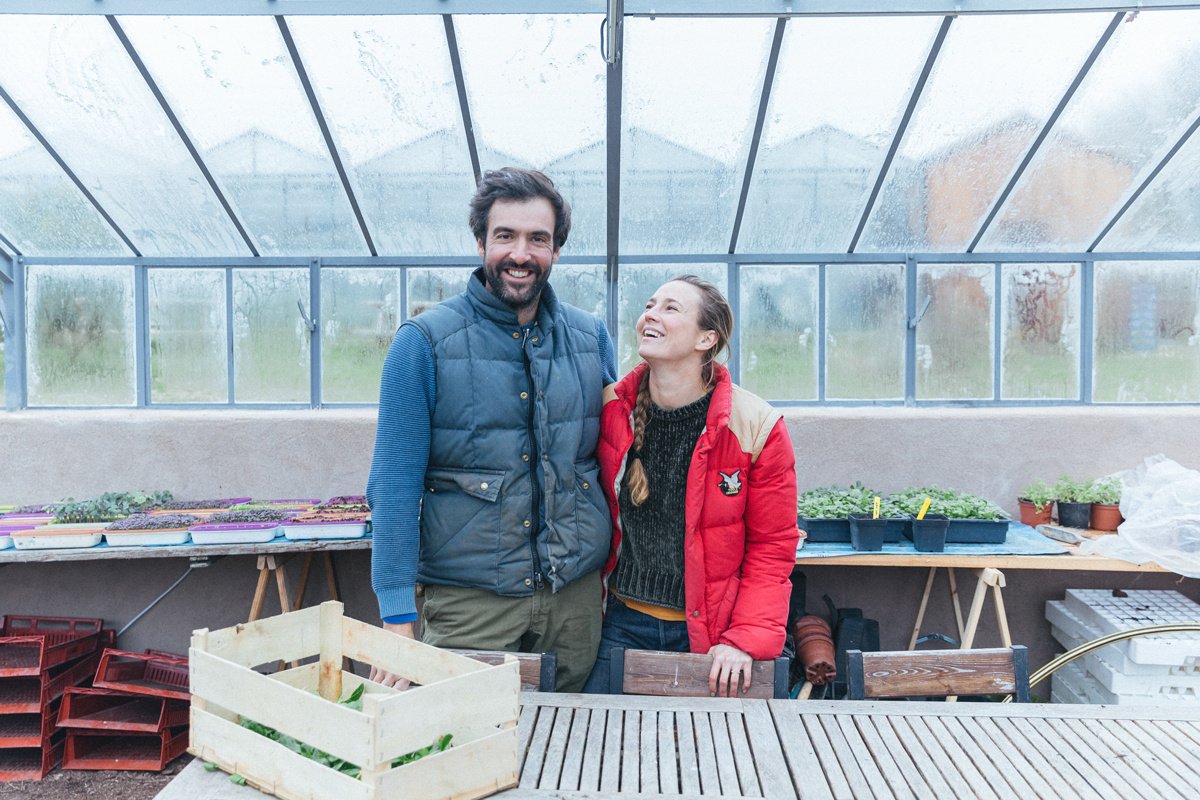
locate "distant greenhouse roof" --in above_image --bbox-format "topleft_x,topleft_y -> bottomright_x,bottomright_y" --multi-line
0,1 -> 1198,260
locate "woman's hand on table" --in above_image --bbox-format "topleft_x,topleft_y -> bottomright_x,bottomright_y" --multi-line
707,644 -> 753,697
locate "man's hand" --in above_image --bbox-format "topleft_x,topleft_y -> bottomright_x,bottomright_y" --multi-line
707,644 -> 753,697
369,621 -> 415,690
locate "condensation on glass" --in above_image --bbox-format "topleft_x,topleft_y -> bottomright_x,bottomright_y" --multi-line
456,15 -> 606,257
149,269 -> 227,403
915,263 -> 993,400
620,18 -> 773,254
980,10 -> 1200,252
407,267 -> 471,319
739,265 -> 818,400
120,16 -> 366,256
233,269 -> 310,402
26,265 -> 135,406
616,264 -> 726,372
0,106 -> 129,257
859,13 -> 1110,253
825,263 -> 905,400
1001,262 -> 1081,400
0,16 -> 246,256
321,268 -> 402,404
288,16 -> 478,256
1094,261 -> 1200,402
1100,123 -> 1200,252
739,17 -> 937,254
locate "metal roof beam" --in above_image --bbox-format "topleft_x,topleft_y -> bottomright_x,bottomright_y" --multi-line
728,17 -> 786,255
0,231 -> 18,262
0,82 -> 140,257
848,15 -> 952,253
276,16 -> 377,256
606,2 -> 624,337
108,16 -> 259,257
968,11 -> 1122,252
445,15 -> 482,186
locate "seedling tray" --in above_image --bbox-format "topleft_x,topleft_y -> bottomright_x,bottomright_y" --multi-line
190,601 -> 520,800
0,534 -> 11,551
103,528 -> 191,547
281,520 -> 368,540
799,517 -> 851,543
188,521 -> 280,545
58,688 -> 189,733
62,726 -> 188,771
0,734 -> 63,781
93,649 -> 189,701
0,615 -> 105,677
11,523 -> 106,550
0,651 -> 102,714
944,518 -> 1009,543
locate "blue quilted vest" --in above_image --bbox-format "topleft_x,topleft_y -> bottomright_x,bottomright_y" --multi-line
406,269 -> 610,595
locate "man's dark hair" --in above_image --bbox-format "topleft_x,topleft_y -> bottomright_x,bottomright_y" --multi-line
469,167 -> 571,250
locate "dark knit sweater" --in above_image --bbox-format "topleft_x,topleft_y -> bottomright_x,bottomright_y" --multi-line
611,391 -> 712,610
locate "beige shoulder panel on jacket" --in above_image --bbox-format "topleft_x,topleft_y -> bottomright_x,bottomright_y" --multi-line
727,385 -> 784,462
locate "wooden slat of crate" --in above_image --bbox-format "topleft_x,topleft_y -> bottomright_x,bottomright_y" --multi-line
341,618 -> 488,686
199,606 -> 323,669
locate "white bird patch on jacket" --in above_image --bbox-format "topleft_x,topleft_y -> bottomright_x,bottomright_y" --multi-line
717,470 -> 742,496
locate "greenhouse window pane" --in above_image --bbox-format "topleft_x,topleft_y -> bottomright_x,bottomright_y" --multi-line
548,265 -> 607,321
980,10 -> 1200,252
0,16 -> 246,256
149,269 -> 226,403
120,16 -> 365,256
915,264 -> 993,400
233,269 -> 309,403
826,264 -> 904,400
0,107 -> 128,257
26,266 -> 134,406
739,17 -> 938,254
1001,263 -> 1081,400
859,13 -> 1111,253
1099,125 -> 1200,251
739,266 -> 818,400
620,18 -> 773,254
1094,261 -> 1200,402
616,264 -> 726,373
457,15 -> 606,257
289,16 -> 478,256
322,268 -> 402,404
408,268 -> 473,318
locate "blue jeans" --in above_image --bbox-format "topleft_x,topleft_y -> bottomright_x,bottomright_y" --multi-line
582,595 -> 690,694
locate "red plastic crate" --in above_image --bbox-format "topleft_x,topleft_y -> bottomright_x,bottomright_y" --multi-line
0,616 -> 104,677
0,734 -> 64,781
92,649 -> 189,701
62,726 -> 188,771
57,687 -> 188,734
0,700 -> 60,748
0,650 -> 101,714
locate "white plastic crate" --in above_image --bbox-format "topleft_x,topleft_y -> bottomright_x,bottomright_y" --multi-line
1049,658 -> 1190,706
1047,602 -> 1200,696
1060,589 -> 1200,665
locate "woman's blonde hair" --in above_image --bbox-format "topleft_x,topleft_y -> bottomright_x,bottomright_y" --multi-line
624,275 -> 733,506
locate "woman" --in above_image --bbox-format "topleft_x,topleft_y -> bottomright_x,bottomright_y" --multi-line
583,275 -> 799,696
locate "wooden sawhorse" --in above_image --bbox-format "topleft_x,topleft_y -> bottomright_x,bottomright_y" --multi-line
908,566 -> 1012,651
248,551 -> 341,622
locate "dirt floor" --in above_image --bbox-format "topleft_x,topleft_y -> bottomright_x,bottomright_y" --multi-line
0,755 -> 190,800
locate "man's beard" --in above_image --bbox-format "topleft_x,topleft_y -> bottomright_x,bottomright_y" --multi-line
483,259 -> 550,312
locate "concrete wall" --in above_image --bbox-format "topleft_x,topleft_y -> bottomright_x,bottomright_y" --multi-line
3,407 -> 1199,697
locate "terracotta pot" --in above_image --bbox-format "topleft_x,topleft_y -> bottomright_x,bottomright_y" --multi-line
1018,499 -> 1053,527
792,614 -> 836,686
1090,503 -> 1123,532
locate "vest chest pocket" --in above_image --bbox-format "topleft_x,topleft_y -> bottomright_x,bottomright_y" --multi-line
421,468 -> 507,561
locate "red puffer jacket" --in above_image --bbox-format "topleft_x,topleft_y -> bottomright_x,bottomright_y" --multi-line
597,362 -> 800,659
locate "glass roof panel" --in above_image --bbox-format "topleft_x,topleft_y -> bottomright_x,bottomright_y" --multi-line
858,12 -> 1112,253
0,15 -> 247,256
118,15 -> 366,256
457,15 -> 606,257
1099,125 -> 1200,251
979,9 -> 1200,252
288,15 -> 478,256
738,16 -> 938,254
620,17 -> 774,254
0,103 -> 128,256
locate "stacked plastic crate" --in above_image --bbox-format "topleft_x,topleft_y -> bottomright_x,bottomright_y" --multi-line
1046,589 -> 1200,705
57,648 -> 190,771
0,615 -> 109,781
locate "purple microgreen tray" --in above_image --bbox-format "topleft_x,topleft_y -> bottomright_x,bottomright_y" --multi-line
189,521 -> 280,532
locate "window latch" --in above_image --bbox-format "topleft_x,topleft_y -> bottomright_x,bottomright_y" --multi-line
297,299 -> 316,334
908,296 -> 931,330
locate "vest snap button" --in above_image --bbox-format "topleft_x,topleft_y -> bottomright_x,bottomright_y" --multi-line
512,331 -> 520,339
582,482 -> 590,490
522,454 -> 529,462
520,391 -> 528,400
524,578 -> 532,586
523,519 -> 531,528
480,482 -> 489,490
532,336 -> 538,343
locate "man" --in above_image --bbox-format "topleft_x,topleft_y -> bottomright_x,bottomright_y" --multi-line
367,167 -> 616,692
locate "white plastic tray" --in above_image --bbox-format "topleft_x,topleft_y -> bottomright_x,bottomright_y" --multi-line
281,521 -> 368,540
0,534 -> 12,550
189,525 -> 280,545
12,524 -> 105,550
104,529 -> 191,547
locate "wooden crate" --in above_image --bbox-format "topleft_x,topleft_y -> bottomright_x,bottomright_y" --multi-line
188,602 -> 520,800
